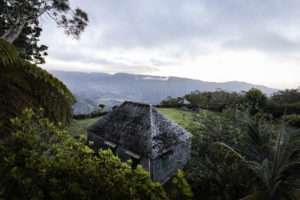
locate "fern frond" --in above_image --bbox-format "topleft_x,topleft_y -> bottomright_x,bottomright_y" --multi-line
0,39 -> 76,137
210,142 -> 245,163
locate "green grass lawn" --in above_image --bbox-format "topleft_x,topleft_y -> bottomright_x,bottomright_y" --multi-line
157,108 -> 199,129
67,116 -> 102,136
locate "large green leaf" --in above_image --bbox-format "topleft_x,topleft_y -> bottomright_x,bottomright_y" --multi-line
0,39 -> 76,137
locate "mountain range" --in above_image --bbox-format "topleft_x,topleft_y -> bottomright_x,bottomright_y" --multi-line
50,70 -> 278,114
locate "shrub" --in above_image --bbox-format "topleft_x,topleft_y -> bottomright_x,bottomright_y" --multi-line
284,114 -> 300,128
170,170 -> 193,200
0,108 -> 167,200
184,105 -> 278,199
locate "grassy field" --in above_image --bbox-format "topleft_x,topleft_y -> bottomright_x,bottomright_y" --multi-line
67,116 -> 102,136
157,108 -> 199,129
67,108 -> 200,136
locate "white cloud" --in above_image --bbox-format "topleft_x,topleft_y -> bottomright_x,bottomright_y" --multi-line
39,0 -> 300,89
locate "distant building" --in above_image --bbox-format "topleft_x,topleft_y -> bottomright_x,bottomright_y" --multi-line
179,98 -> 191,105
87,101 -> 192,183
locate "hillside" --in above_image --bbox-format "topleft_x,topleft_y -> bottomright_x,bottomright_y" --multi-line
50,70 -> 278,114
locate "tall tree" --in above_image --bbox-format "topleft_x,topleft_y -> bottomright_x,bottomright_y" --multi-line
244,88 -> 267,113
0,0 -> 88,63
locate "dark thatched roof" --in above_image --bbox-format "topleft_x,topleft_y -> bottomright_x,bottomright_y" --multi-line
87,101 -> 192,159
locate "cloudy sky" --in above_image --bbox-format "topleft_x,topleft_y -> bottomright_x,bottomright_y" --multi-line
40,0 -> 300,89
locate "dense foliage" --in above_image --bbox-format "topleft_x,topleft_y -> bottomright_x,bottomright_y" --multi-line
160,88 -> 300,119
183,105 -> 290,199
266,89 -> 300,118
210,122 -> 300,200
284,114 -> 300,128
169,170 -> 193,200
0,109 -> 168,200
0,0 -> 88,63
0,39 -> 76,138
0,0 -> 48,64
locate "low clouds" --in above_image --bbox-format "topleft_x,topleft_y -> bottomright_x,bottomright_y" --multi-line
39,0 -> 300,88
73,0 -> 300,54
48,52 -> 159,74
223,31 -> 300,53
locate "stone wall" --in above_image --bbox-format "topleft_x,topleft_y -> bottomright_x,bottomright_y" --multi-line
152,140 -> 191,183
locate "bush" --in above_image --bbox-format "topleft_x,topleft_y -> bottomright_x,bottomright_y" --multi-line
0,109 -> 167,200
170,170 -> 193,200
284,114 -> 300,128
184,105 -> 278,199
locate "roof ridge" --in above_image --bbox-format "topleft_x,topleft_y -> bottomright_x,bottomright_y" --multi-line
88,101 -> 192,159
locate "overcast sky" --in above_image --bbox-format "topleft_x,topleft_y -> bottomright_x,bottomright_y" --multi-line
40,0 -> 300,89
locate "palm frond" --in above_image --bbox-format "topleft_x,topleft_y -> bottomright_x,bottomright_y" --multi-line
210,142 -> 263,185
277,162 -> 300,182
210,142 -> 245,163
243,116 -> 267,162
276,128 -> 300,173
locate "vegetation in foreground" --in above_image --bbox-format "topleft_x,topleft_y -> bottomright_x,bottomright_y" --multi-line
66,105 -> 300,199
184,105 -> 300,200
0,109 -> 194,199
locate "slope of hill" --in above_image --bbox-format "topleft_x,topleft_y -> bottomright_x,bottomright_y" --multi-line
50,70 -> 278,114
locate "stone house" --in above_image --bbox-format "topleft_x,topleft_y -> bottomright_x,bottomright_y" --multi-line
87,101 -> 192,183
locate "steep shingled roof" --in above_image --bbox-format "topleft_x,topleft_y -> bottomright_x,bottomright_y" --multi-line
87,101 -> 192,159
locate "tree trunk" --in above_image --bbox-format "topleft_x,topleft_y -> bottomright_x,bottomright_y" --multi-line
1,23 -> 25,43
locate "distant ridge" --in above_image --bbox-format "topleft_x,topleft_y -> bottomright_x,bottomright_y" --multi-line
49,70 -> 278,114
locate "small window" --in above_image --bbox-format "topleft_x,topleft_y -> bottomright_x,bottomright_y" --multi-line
104,140 -> 117,155
125,150 -> 141,170
162,156 -> 169,169
131,157 -> 140,170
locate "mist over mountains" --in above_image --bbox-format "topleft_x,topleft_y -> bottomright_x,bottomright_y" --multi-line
50,70 -> 278,114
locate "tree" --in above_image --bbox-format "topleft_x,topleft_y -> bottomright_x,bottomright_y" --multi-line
0,38 -> 76,137
271,89 -> 300,104
0,0 -> 88,63
98,104 -> 106,110
244,88 -> 267,113
0,108 -> 168,199
210,124 -> 300,200
13,22 -> 48,64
